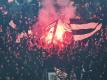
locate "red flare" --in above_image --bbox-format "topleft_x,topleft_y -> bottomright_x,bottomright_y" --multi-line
34,19 -> 74,54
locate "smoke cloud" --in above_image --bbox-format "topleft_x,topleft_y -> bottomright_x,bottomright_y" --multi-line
33,0 -> 76,39
39,0 -> 76,24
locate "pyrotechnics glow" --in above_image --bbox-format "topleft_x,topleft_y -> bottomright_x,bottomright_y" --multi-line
36,19 -> 73,52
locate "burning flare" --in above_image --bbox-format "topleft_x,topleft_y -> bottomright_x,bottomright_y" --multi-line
38,19 -> 73,51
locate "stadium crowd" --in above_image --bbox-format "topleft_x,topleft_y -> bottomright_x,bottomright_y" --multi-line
0,0 -> 107,80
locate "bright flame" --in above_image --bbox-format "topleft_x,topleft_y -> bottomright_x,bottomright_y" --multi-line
34,19 -> 74,54
55,20 -> 65,42
45,19 -> 66,44
45,27 -> 54,44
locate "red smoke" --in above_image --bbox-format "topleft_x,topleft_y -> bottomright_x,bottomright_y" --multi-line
32,0 -> 76,54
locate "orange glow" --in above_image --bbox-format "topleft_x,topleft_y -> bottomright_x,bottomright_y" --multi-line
34,19 -> 74,54
45,27 -> 54,43
38,19 -> 74,53
44,19 -> 68,45
55,20 -> 65,42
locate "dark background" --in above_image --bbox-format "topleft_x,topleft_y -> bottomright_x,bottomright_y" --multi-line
0,0 -> 107,80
